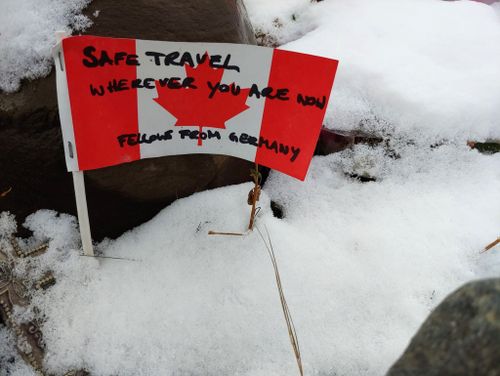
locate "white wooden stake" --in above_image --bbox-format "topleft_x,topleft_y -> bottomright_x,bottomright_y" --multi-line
72,171 -> 94,256
55,30 -> 94,256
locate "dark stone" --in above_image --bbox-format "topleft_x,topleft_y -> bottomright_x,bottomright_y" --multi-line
347,173 -> 377,183
315,128 -> 354,155
82,0 -> 256,44
468,140 -> 500,155
270,200 -> 284,219
0,0 -> 257,240
315,128 -> 383,156
387,278 -> 500,376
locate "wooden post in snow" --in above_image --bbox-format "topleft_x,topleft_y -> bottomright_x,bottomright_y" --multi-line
56,31 -> 94,256
72,171 -> 94,256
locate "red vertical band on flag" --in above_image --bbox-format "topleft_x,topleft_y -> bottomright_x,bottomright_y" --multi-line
63,36 -> 139,170
255,49 -> 338,180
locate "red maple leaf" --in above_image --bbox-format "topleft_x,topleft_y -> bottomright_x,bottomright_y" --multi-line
153,53 -> 250,146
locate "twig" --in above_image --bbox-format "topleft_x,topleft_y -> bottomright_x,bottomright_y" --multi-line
1,187 -> 12,197
248,164 -> 261,231
208,165 -> 261,236
481,237 -> 500,253
208,231 -> 245,236
79,254 -> 140,262
256,225 -> 303,376
10,237 -> 48,258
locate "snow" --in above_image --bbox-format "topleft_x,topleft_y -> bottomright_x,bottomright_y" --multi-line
247,0 -> 500,140
1,0 -> 500,375
0,328 -> 34,376
2,144 -> 500,375
0,0 -> 91,93
493,2 -> 500,16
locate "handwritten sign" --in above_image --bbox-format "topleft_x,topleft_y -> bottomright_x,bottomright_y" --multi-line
54,35 -> 338,180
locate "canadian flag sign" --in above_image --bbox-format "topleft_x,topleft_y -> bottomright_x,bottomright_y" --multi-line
54,35 -> 338,180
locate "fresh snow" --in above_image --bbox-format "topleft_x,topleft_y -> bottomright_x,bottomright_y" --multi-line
2,143 -> 500,375
247,0 -> 500,140
0,328 -> 34,376
0,0 -> 91,93
1,0 -> 500,375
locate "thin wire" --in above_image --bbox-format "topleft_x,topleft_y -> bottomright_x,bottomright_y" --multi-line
79,254 -> 140,262
256,225 -> 303,376
254,207 -> 262,218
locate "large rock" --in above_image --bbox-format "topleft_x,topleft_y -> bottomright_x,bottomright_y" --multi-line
387,278 -> 500,376
315,128 -> 383,156
0,0 -> 256,239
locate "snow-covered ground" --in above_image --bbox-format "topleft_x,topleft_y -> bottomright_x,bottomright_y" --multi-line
0,0 -> 91,92
247,0 -> 500,140
1,0 -> 500,375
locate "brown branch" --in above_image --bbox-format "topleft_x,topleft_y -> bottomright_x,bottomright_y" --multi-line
207,231 -> 245,236
481,237 -> 500,253
248,164 -> 261,231
1,187 -> 12,197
